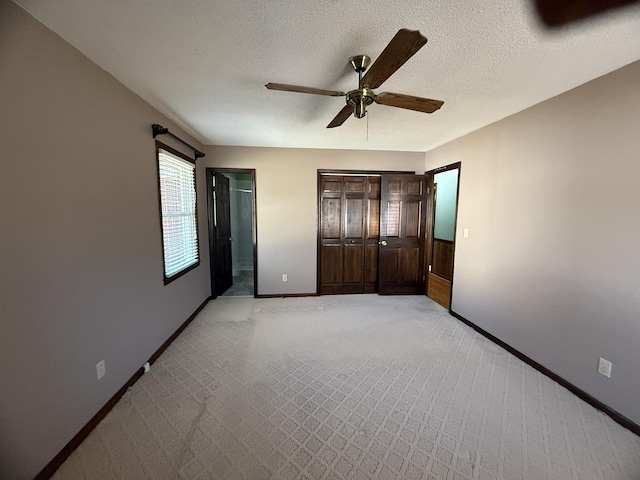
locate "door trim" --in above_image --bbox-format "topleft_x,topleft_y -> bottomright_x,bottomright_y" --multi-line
206,168 -> 258,298
318,169 -> 414,176
424,162 -> 461,308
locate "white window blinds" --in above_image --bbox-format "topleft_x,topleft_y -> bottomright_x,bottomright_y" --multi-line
158,148 -> 198,280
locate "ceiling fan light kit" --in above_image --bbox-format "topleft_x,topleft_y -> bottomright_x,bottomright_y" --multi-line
265,28 -> 444,129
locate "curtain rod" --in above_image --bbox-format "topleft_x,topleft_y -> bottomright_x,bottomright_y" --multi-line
152,124 -> 205,160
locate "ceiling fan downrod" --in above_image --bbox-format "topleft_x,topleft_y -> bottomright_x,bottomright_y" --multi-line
347,55 -> 373,118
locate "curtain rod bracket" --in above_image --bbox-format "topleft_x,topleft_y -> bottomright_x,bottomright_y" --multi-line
151,123 -> 205,160
152,123 -> 168,138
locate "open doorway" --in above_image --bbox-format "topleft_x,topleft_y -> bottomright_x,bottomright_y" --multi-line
206,168 -> 257,298
426,163 -> 461,309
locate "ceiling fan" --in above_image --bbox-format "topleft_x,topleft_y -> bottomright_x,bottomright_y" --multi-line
265,28 -> 444,128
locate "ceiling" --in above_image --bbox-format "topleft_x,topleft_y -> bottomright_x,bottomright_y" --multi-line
14,0 -> 640,152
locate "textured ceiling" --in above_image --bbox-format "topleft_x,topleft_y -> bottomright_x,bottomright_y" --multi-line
14,0 -> 640,152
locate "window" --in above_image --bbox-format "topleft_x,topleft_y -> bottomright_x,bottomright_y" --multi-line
156,141 -> 199,284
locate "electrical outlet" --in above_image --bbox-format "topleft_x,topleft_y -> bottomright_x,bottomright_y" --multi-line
96,359 -> 106,380
282,274 -> 288,282
143,362 -> 151,373
598,357 -> 612,378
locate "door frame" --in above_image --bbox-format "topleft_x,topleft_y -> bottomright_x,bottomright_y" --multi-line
206,168 -> 258,298
424,162 -> 461,309
316,169 -> 413,295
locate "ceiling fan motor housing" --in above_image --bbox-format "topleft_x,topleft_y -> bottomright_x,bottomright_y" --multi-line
347,88 -> 375,118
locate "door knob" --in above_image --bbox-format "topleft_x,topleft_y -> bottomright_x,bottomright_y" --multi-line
380,240 -> 387,246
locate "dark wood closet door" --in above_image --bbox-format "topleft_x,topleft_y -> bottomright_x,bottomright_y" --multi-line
364,179 -> 380,293
319,176 -> 380,294
342,178 -> 365,292
378,174 -> 427,294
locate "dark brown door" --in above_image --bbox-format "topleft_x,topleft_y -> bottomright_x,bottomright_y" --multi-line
378,174 -> 427,294
214,172 -> 233,294
426,163 -> 461,309
319,175 -> 380,294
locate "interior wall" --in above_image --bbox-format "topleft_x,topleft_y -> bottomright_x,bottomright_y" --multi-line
202,146 -> 425,295
0,2 -> 210,479
424,60 -> 640,425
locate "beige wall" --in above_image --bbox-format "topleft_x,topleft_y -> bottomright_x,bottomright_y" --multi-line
425,60 -> 640,425
0,2 -> 210,479
203,146 -> 425,295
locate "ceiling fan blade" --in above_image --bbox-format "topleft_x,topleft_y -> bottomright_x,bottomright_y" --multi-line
327,105 -> 353,128
534,0 -> 640,26
375,92 -> 444,114
265,83 -> 345,97
360,29 -> 427,90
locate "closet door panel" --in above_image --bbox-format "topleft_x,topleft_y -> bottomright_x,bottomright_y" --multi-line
319,175 -> 380,294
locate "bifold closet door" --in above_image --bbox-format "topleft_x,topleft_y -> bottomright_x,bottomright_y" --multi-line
319,176 -> 380,294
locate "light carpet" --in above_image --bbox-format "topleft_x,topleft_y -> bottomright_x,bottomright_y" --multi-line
53,295 -> 640,479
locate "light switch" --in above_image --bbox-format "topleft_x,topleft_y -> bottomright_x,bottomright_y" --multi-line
463,228 -> 469,238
